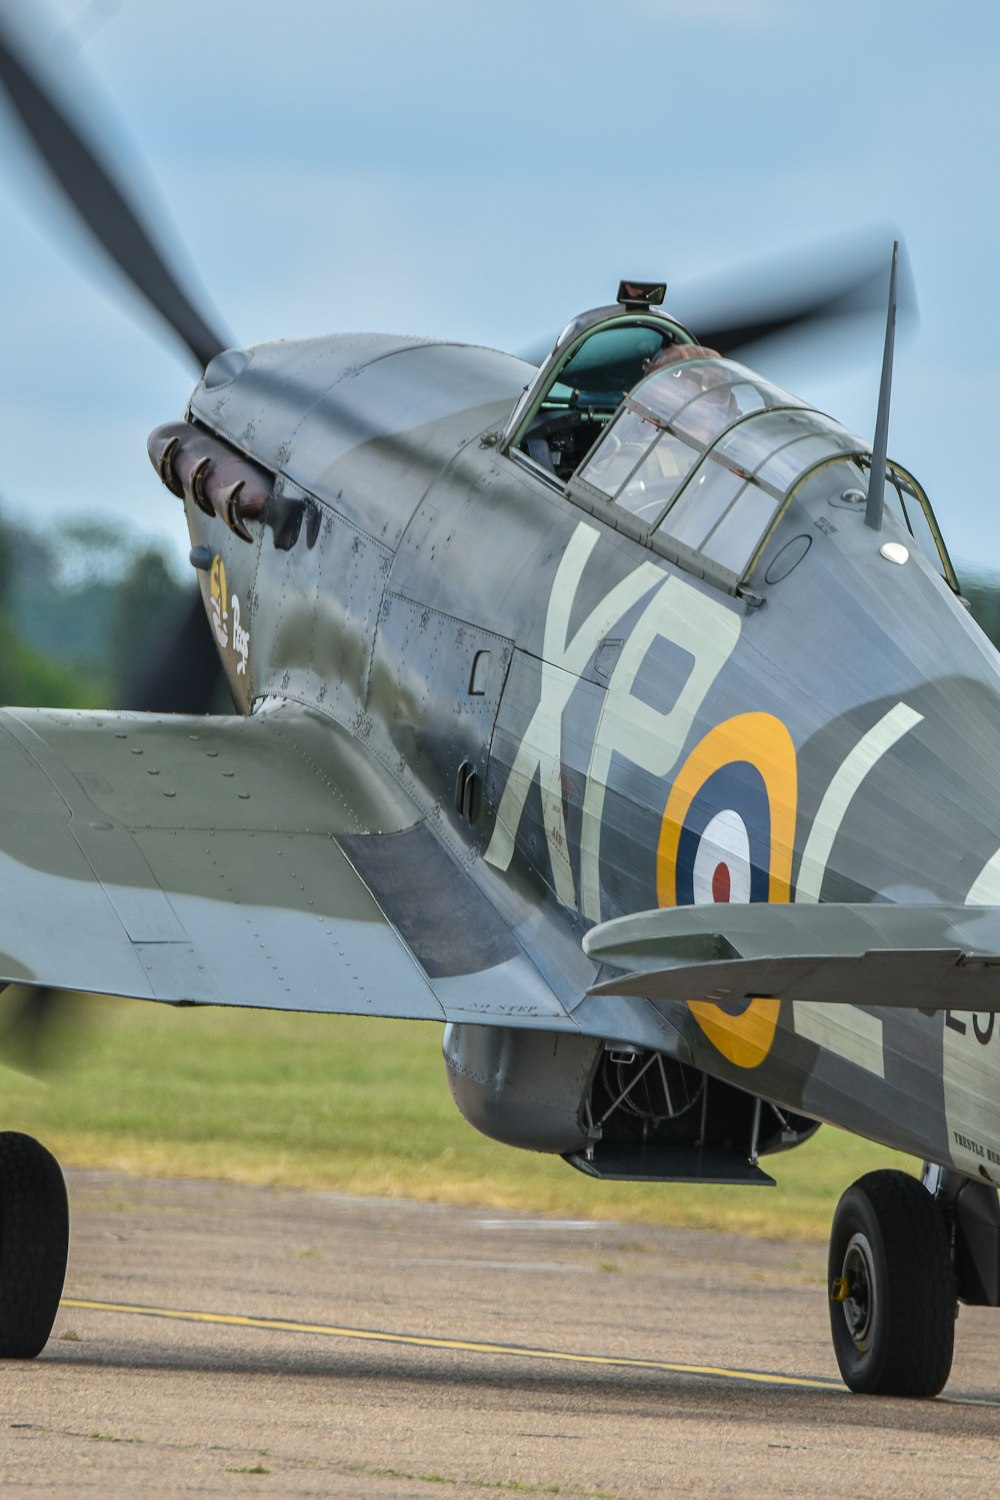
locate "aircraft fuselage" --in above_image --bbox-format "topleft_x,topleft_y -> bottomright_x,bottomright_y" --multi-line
177,332 -> 1000,1185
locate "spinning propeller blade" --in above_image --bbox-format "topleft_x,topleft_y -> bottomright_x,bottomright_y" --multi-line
0,17 -> 234,711
0,20 -> 231,371
119,587 -> 230,715
0,985 -> 72,1076
519,235 -> 914,368
688,234 -> 916,358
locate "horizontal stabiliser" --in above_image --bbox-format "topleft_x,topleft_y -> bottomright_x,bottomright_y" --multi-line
584,902 -> 1000,1012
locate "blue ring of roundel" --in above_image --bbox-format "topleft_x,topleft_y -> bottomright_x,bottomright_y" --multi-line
673,762 -> 771,907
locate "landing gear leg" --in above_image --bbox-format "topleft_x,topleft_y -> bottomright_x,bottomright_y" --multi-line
0,1132 -> 69,1358
828,1169 -> 955,1396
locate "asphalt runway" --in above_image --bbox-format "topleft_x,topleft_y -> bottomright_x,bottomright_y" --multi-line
2,1171 -> 999,1497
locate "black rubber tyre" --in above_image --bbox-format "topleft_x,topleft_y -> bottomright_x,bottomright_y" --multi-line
828,1169 -> 955,1397
0,1132 -> 69,1358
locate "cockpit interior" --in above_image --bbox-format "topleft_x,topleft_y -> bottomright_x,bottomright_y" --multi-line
513,320 -> 685,481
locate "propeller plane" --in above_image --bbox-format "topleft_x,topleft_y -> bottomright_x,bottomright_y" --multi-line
2,17 -> 1000,1400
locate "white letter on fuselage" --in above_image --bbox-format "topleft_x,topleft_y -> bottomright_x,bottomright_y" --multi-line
484,523 -> 663,906
580,580 -> 741,922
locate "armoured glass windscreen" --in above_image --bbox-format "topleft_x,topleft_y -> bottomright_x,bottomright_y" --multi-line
787,457 -> 956,586
884,467 -> 953,582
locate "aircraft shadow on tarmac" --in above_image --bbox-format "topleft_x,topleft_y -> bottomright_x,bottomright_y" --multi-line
35,1340 -> 1000,1434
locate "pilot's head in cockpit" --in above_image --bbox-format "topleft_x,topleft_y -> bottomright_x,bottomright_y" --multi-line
642,341 -> 721,377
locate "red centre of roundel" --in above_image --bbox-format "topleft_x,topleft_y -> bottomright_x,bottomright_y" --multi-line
712,862 -> 731,902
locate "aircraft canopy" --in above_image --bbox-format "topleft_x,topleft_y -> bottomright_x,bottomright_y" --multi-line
570,357 -> 955,591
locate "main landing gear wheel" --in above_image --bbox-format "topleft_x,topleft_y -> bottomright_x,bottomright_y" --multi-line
828,1169 -> 955,1397
0,1132 -> 68,1358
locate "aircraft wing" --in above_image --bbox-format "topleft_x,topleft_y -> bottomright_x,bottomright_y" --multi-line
584,902 -> 1000,1011
0,704 -> 571,1028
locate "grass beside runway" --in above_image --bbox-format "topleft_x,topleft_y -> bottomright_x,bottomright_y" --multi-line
0,997 -> 918,1239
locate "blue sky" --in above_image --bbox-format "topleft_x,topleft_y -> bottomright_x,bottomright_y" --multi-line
1,0 -> 998,572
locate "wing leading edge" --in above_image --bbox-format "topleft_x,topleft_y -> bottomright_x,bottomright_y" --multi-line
584,902 -> 1000,1011
0,703 -> 573,1029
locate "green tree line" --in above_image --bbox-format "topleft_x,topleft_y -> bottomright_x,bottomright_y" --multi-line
2,508 -> 1000,711
0,513 -> 190,708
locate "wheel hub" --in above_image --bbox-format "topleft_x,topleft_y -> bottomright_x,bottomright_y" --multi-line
834,1231 -> 877,1349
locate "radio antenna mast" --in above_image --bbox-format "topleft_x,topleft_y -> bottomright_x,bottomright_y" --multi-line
866,241 -> 899,531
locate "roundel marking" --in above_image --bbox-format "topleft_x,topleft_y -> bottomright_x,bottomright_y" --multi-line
686,995 -> 782,1071
656,712 -> 797,1069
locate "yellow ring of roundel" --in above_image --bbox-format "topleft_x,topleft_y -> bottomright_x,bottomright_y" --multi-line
656,712 -> 797,1069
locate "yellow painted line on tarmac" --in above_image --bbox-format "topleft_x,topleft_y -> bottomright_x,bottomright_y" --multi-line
61,1296 -> 838,1392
